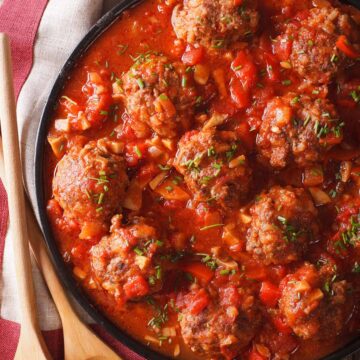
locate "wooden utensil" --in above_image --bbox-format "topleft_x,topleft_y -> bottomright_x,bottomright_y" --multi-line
0,33 -> 120,360
0,33 -> 51,360
0,137 -> 120,360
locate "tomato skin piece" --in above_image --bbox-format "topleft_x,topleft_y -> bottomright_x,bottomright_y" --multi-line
124,275 -> 150,299
181,262 -> 214,284
249,349 -> 267,360
182,44 -> 205,65
230,77 -> 251,109
259,281 -> 281,307
336,35 -> 360,59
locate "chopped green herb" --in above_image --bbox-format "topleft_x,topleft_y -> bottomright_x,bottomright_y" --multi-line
134,145 -> 142,158
134,247 -> 144,256
200,223 -> 224,231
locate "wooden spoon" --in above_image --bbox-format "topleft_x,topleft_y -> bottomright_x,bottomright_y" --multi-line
0,33 -> 120,360
0,33 -> 51,360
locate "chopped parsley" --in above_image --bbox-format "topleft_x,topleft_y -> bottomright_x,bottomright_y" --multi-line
196,253 -> 218,270
277,216 -> 303,243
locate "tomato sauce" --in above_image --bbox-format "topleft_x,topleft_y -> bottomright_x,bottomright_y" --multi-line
44,0 -> 360,359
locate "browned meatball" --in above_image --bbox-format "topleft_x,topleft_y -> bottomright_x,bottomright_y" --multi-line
121,54 -> 197,139
174,129 -> 252,208
53,141 -> 128,226
279,263 -> 350,339
280,6 -> 360,84
246,186 -> 318,265
172,0 -> 259,49
176,286 -> 261,358
257,94 -> 343,169
90,216 -> 165,302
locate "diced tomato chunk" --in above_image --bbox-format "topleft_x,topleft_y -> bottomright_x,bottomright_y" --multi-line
182,44 -> 205,65
231,50 -> 258,90
124,275 -> 150,299
219,286 -> 241,307
47,199 -> 63,219
273,316 -> 293,335
259,281 -> 281,307
235,121 -> 255,150
230,77 -> 251,109
181,262 -> 214,284
186,288 -> 210,315
264,52 -> 281,82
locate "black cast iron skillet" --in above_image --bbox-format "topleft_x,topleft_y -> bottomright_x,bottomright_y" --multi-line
35,0 -> 360,359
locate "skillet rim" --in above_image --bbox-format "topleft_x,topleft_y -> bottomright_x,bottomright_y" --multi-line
34,0 -> 360,359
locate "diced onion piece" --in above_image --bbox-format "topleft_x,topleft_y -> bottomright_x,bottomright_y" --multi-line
222,223 -> 240,246
148,145 -> 163,158
203,112 -> 227,130
79,222 -> 105,240
108,141 -> 125,154
149,172 -> 168,190
155,180 -> 190,201
212,68 -> 227,98
123,179 -> 143,211
216,258 -> 238,270
239,212 -> 252,224
275,105 -> 292,126
340,161 -> 352,183
302,166 -> 324,187
73,267 -> 87,280
162,327 -> 176,337
154,93 -> 176,117
162,138 -> 176,151
88,71 -> 102,83
55,118 -> 71,132
173,344 -> 180,357
255,344 -> 271,358
87,277 -> 97,290
194,64 -> 210,85
228,155 -> 246,169
280,61 -> 292,69
308,288 -> 324,303
293,280 -> 311,293
144,335 -> 160,345
112,81 -> 123,100
135,255 -> 150,270
308,187 -> 331,206
48,136 -> 66,158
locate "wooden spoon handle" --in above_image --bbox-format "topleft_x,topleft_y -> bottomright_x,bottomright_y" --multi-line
0,33 -> 48,349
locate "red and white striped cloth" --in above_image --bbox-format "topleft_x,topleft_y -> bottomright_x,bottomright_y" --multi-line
0,0 -> 358,359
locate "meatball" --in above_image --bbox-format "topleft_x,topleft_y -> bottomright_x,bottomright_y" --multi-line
246,186 -> 318,265
174,129 -> 252,208
172,0 -> 259,49
177,287 -> 261,358
121,54 -> 197,139
53,141 -> 128,227
257,94 -> 343,168
279,6 -> 360,84
90,216 -> 165,302
279,263 -> 350,339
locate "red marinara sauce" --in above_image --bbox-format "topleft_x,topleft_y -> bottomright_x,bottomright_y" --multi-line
44,0 -> 360,359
